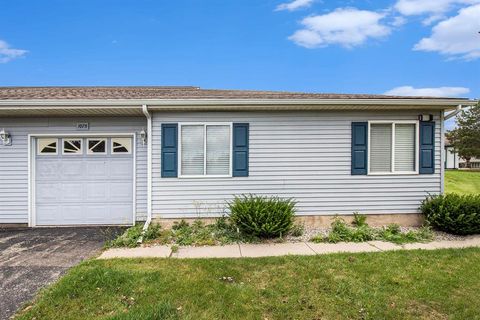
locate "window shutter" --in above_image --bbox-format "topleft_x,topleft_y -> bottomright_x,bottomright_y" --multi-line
161,124 -> 178,178
351,122 -> 368,175
232,123 -> 249,177
419,121 -> 435,174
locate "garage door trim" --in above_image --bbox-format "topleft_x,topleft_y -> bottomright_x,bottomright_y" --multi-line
28,132 -> 137,227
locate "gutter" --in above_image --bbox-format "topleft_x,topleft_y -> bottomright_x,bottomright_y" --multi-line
444,104 -> 463,121
139,104 -> 153,243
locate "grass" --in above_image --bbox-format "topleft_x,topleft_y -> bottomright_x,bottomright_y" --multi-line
445,170 -> 480,195
16,248 -> 480,320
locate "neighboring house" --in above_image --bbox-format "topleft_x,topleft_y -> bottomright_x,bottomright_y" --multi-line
444,138 -> 460,169
444,137 -> 480,169
0,87 -> 476,227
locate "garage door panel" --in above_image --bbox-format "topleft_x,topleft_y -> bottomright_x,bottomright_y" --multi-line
37,161 -> 60,180
109,160 -> 133,178
86,161 -> 108,179
36,183 -> 60,201
86,182 -> 107,201
109,182 -> 132,201
35,137 -> 134,226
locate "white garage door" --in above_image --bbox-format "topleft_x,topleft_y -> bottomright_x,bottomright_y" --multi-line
35,137 -> 134,226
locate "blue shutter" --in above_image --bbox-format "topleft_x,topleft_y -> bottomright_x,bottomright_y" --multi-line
161,124 -> 178,178
232,123 -> 249,177
419,121 -> 435,174
351,122 -> 368,175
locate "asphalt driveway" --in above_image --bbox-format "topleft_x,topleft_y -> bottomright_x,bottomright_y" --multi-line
0,227 -> 122,320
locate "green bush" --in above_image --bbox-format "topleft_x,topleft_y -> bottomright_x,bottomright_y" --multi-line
228,194 -> 296,238
420,193 -> 480,235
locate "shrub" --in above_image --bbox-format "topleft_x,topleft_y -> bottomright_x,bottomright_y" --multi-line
106,223 -> 162,248
420,193 -> 480,235
228,194 -> 296,238
326,218 -> 375,243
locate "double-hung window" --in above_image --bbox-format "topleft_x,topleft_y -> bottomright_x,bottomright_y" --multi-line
179,123 -> 232,177
369,121 -> 418,174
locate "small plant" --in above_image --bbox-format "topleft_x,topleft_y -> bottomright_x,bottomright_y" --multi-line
311,215 -> 434,244
290,224 -> 305,237
105,224 -> 143,248
420,193 -> 480,235
352,212 -> 367,227
228,194 -> 296,238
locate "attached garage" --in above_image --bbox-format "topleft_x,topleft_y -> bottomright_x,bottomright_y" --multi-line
32,135 -> 135,226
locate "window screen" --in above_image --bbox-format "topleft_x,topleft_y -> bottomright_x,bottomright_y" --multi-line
370,124 -> 392,173
394,124 -> 416,172
180,124 -> 231,176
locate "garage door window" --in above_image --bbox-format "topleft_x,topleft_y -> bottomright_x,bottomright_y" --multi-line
37,138 -> 58,155
63,139 -> 83,155
111,138 -> 132,154
87,138 -> 107,154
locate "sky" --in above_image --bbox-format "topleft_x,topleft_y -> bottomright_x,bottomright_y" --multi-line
0,0 -> 479,128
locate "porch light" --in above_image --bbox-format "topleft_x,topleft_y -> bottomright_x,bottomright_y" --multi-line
0,129 -> 11,146
418,114 -> 433,122
140,128 -> 147,145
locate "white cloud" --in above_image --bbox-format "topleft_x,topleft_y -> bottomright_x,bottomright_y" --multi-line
391,16 -> 407,27
0,40 -> 27,63
385,86 -> 470,97
414,4 -> 480,60
394,0 -> 480,24
276,0 -> 314,12
288,8 -> 391,48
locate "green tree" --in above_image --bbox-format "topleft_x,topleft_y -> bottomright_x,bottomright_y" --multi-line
446,103 -> 480,168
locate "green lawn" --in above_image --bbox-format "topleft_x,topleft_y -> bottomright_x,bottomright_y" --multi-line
445,170 -> 480,194
16,249 -> 480,320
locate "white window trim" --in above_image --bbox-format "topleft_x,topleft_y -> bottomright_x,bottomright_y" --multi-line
37,138 -> 58,155
111,137 -> 133,155
178,122 -> 233,178
62,138 -> 83,155
367,120 -> 419,175
86,138 -> 107,155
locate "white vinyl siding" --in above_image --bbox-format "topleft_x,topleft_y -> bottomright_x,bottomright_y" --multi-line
152,111 -> 442,218
370,124 -> 392,173
395,124 -> 416,172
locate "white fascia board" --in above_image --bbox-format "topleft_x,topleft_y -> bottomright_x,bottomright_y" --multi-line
0,98 -> 476,109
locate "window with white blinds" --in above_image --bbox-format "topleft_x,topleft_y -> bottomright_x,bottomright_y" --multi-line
394,124 -> 416,172
369,122 -> 417,174
370,124 -> 392,173
180,124 -> 231,176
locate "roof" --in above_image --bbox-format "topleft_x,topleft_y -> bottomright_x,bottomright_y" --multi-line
0,86 -> 469,100
0,86 -> 476,117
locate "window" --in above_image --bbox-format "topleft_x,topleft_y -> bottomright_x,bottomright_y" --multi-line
111,137 -> 132,154
37,138 -> 58,155
180,123 -> 231,177
87,139 -> 106,154
369,122 -> 417,174
62,138 -> 83,155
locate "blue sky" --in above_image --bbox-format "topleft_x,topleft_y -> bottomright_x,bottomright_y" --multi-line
0,0 -> 479,105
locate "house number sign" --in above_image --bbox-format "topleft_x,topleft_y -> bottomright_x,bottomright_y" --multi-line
76,122 -> 89,131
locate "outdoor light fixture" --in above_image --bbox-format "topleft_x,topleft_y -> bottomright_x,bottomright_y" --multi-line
0,129 -> 11,146
140,128 -> 147,145
418,114 -> 433,122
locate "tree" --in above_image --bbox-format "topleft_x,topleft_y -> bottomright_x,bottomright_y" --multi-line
446,103 -> 480,168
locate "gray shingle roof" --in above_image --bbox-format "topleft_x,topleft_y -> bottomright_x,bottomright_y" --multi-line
0,86 -> 464,100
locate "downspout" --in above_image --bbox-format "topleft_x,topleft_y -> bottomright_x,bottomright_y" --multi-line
444,104 -> 462,121
139,104 -> 152,243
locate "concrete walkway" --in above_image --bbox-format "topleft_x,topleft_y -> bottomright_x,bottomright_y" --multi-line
98,236 -> 480,259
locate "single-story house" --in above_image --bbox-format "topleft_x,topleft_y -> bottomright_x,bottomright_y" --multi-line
0,87 -> 476,227
444,137 -> 480,169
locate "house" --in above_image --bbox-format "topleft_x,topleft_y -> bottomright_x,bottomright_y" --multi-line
444,138 -> 459,169
444,137 -> 480,169
0,87 -> 476,228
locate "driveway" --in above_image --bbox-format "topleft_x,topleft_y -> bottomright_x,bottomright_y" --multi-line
0,227 -> 122,320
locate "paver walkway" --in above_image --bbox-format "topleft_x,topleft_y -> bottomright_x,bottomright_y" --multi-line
99,235 -> 480,259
